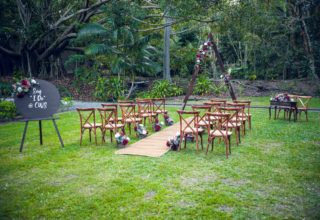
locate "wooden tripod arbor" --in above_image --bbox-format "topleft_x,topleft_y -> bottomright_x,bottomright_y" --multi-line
182,33 -> 237,110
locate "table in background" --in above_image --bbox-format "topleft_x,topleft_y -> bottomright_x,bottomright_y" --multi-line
269,101 -> 298,122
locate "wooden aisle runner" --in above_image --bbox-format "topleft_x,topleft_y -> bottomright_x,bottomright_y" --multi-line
115,121 -> 181,157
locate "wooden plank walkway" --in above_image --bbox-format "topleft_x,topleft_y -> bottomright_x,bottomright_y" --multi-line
115,122 -> 181,157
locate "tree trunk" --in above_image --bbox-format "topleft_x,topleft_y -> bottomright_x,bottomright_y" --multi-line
163,15 -> 172,82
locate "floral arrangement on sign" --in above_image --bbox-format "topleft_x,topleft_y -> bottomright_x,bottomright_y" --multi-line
153,118 -> 164,132
12,78 -> 38,98
270,93 -> 293,102
135,124 -> 148,138
164,113 -> 174,126
166,132 -> 180,151
115,131 -> 130,146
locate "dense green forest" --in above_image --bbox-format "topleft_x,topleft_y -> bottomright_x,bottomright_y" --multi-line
0,0 -> 319,99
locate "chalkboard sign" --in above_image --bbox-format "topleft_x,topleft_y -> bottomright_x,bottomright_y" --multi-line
14,79 -> 60,119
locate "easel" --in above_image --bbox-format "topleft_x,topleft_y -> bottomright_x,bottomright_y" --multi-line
20,117 -> 64,152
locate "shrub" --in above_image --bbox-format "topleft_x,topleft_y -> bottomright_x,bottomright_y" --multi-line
0,100 -> 17,120
194,75 -> 213,95
94,77 -> 126,101
0,82 -> 13,99
148,80 -> 183,98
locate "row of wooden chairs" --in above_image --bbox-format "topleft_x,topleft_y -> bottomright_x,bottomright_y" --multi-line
177,99 -> 252,159
76,98 -> 168,145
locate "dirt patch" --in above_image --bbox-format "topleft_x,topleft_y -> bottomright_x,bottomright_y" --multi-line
144,191 -> 156,200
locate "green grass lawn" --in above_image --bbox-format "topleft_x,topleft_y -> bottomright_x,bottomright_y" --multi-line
0,100 -> 320,219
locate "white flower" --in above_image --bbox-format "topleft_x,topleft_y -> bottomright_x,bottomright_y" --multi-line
204,42 -> 208,46
220,75 -> 224,79
228,68 -> 232,74
31,79 -> 36,84
115,132 -> 121,139
17,87 -> 23,92
196,59 -> 200,63
127,137 -> 130,141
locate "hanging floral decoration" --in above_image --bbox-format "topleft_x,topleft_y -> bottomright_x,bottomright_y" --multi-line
164,113 -> 174,126
195,34 -> 214,66
135,124 -> 148,138
115,131 -> 130,146
153,118 -> 164,132
12,78 -> 38,98
166,132 -> 180,151
195,33 -> 231,81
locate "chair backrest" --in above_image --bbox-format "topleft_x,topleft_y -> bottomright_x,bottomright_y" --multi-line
204,102 -> 223,113
76,108 -> 97,128
118,100 -> 134,104
210,99 -> 227,106
119,103 -> 136,121
176,110 -> 200,134
233,100 -> 251,115
191,105 -> 211,127
101,103 -> 118,108
297,96 -> 312,109
227,103 -> 246,117
152,98 -> 166,113
97,107 -> 118,129
205,112 -> 230,135
217,107 -> 241,124
137,99 -> 152,114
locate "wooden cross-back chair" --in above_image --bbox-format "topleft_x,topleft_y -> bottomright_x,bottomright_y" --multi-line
97,107 -> 124,144
289,95 -> 312,121
137,99 -> 157,125
119,103 -> 142,135
101,103 -> 122,123
76,108 -> 102,145
210,99 -> 227,106
205,112 -> 232,158
152,98 -> 168,118
191,105 -> 212,128
217,107 -> 241,145
176,110 -> 204,152
233,100 -> 252,129
204,102 -> 223,113
227,102 -> 247,136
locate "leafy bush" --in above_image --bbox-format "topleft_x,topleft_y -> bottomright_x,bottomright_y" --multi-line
0,82 -> 13,99
194,75 -> 213,95
0,100 -> 17,120
147,80 -> 183,98
94,77 -> 126,101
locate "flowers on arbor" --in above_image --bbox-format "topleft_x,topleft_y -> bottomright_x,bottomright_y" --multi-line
12,78 -> 38,98
195,40 -> 213,65
115,132 -> 130,146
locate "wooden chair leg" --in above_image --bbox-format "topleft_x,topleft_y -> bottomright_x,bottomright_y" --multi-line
80,129 -> 84,145
206,138 -> 210,155
306,110 -> 308,122
195,133 -> 199,152
249,116 -> 252,130
200,133 -> 203,150
184,135 -> 187,149
94,129 -> 97,145
211,138 -> 214,151
110,130 -> 113,143
228,135 -> 231,154
178,133 -> 183,151
89,129 -> 92,142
